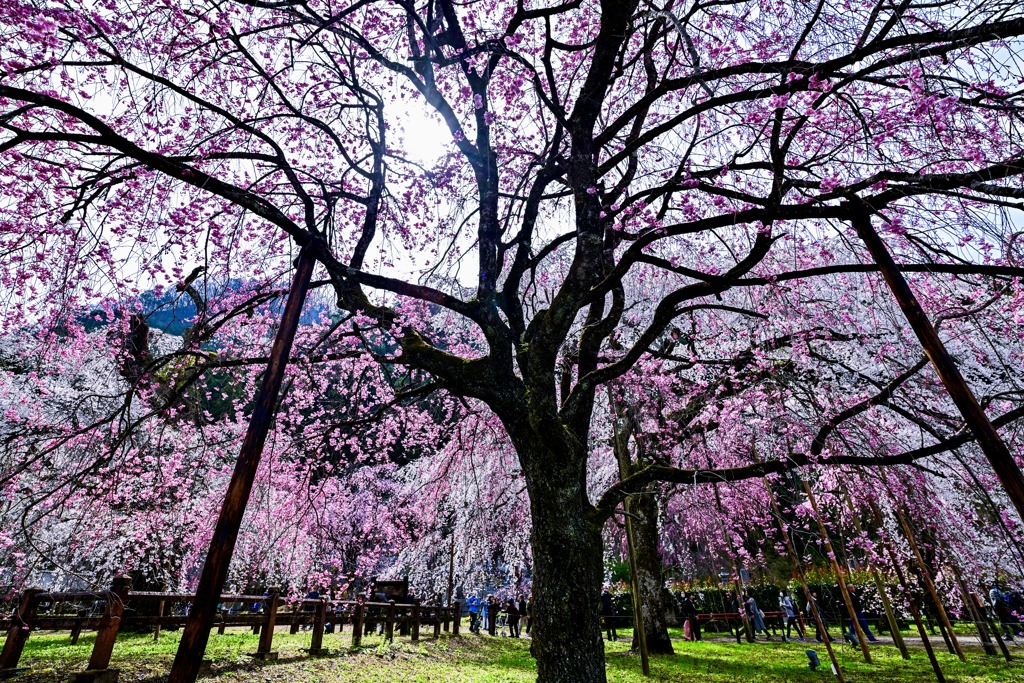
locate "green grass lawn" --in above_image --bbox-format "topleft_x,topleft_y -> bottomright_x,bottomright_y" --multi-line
12,623 -> 1024,682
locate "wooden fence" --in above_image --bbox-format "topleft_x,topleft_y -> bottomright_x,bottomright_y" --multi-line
0,578 -> 461,678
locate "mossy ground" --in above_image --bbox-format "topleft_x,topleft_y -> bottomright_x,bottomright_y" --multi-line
14,624 -> 1024,682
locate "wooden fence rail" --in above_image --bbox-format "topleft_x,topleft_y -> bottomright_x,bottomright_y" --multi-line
0,579 -> 460,680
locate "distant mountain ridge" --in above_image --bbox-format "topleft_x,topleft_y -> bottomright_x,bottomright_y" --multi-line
80,281 -> 328,336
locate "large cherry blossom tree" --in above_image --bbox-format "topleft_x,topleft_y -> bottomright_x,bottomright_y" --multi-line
3,0 -> 1024,681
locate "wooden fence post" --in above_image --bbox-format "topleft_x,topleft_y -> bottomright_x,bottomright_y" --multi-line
0,588 -> 43,674
433,606 -> 441,639
253,589 -> 280,660
308,599 -> 328,655
452,602 -> 460,636
351,601 -> 364,649
385,601 -> 396,643
69,576 -> 132,682
153,598 -> 165,642
88,577 -> 132,669
411,600 -> 421,642
442,605 -> 449,633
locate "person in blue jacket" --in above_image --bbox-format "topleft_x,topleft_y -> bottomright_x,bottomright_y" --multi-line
467,594 -> 481,634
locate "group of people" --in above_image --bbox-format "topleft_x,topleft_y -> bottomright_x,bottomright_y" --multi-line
724,585 -> 878,644
466,593 -> 532,637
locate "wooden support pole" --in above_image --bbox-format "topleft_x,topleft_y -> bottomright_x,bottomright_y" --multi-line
713,485 -> 753,643
888,500 -> 964,661
970,591 -> 1012,662
0,588 -> 42,672
87,576 -> 132,671
868,498 -> 945,683
452,602 -> 460,636
256,589 -> 280,658
954,572 -> 996,656
385,601 -> 396,643
761,476 -> 846,682
800,479 -> 872,663
168,246 -> 317,683
411,599 -> 421,642
851,209 -> 1024,524
309,599 -> 327,655
446,536 -> 455,607
434,607 -> 442,639
840,484 -> 910,660
351,601 -> 364,649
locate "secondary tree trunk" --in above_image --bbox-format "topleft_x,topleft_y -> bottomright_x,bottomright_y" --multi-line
630,487 -> 675,655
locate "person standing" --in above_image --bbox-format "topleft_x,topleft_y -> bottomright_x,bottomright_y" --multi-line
517,595 -> 528,635
525,593 -> 534,635
600,588 -> 617,642
467,594 -> 481,634
681,593 -> 701,641
507,599 -> 521,638
780,590 -> 805,641
487,595 -> 498,636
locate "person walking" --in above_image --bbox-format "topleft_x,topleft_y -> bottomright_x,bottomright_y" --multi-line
780,590 -> 806,641
517,594 -> 528,635
601,588 -> 618,641
990,584 -> 1016,640
847,585 -> 877,642
745,591 -> 770,640
806,591 -> 828,642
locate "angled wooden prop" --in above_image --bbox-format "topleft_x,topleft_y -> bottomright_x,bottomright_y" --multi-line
168,245 -> 317,683
850,208 -> 1024,523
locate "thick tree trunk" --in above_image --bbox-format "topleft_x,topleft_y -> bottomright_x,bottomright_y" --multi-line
521,442 -> 607,683
630,488 -> 675,655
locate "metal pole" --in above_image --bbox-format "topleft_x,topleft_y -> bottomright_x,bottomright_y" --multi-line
168,246 -> 317,683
